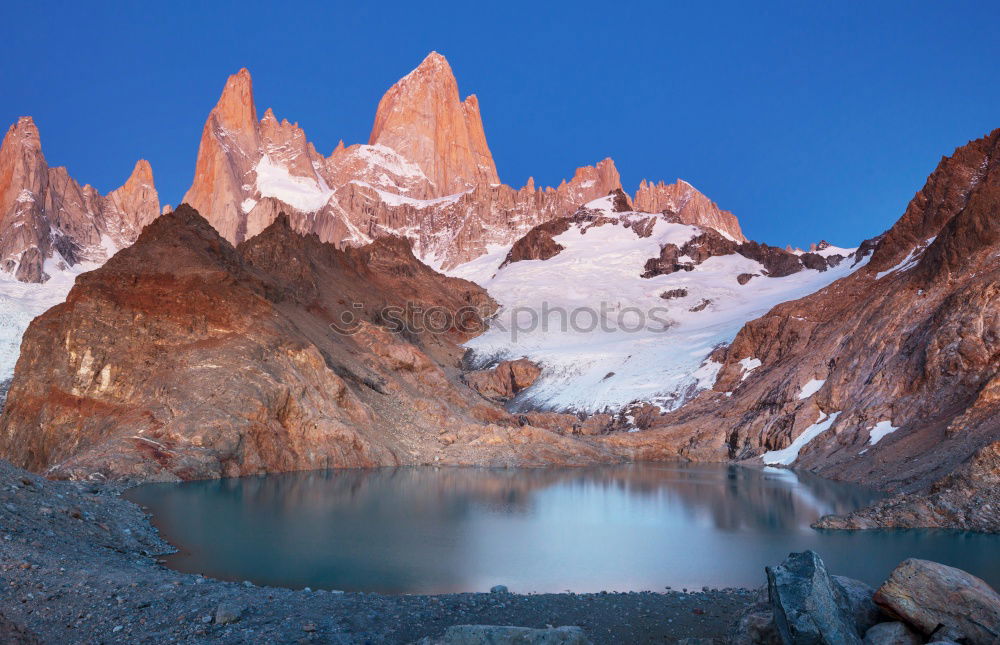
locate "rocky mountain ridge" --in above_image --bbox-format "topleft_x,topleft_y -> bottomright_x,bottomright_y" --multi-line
0,117 -> 159,283
181,53 -> 745,270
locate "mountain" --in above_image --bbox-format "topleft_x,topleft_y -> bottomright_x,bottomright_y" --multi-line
0,116 -> 160,386
0,206 -> 620,481
0,117 -> 159,283
449,192 -> 861,414
181,54 -> 740,269
601,128 -> 1000,531
634,178 -> 746,242
368,51 -> 499,195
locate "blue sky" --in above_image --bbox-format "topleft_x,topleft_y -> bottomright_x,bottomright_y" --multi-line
2,1 -> 998,248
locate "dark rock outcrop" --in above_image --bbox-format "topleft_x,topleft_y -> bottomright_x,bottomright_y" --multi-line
500,218 -> 572,267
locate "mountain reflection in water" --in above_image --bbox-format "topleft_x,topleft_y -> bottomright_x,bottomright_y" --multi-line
127,463 -> 1000,594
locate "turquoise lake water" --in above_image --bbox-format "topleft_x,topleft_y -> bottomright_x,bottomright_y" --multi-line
126,463 -> 1000,594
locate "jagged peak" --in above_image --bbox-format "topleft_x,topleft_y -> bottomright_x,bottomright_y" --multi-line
127,159 -> 154,185
3,116 -> 42,152
212,67 -> 258,133
369,52 -> 499,195
407,51 -> 453,78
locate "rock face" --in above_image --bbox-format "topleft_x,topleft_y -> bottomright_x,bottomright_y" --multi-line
765,550 -> 864,644
369,52 -> 499,196
0,117 -> 159,282
613,127 -> 1000,531
0,206 -> 623,481
873,559 -> 1000,644
634,178 -> 746,242
463,359 -> 542,402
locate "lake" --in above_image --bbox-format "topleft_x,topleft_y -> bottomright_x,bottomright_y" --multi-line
126,463 -> 1000,594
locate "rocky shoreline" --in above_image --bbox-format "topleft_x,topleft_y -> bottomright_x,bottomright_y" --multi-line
0,458 -> 756,643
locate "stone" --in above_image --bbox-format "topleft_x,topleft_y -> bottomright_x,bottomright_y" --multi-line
832,575 -> 884,635
728,604 -> 781,645
873,559 -> 1000,644
766,550 -> 863,644
422,624 -> 591,644
862,621 -> 922,645
213,602 -> 243,624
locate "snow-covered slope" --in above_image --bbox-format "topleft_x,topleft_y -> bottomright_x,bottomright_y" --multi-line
450,197 -> 866,413
0,260 -> 100,383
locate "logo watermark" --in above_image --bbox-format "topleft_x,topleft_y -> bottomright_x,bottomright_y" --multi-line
330,301 -> 674,341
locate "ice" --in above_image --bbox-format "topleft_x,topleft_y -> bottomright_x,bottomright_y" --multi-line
0,262 -> 98,381
867,420 -> 899,445
875,237 -> 936,280
762,411 -> 841,465
354,144 -> 428,180
350,181 -> 467,210
739,357 -> 762,381
449,206 -> 866,413
254,156 -> 334,212
797,378 -> 826,400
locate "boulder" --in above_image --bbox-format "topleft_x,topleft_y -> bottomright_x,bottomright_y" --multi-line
874,558 -> 1000,644
729,602 -> 782,645
766,550 -> 863,644
213,602 -> 244,625
832,575 -> 883,635
862,621 -> 922,645
418,625 -> 591,644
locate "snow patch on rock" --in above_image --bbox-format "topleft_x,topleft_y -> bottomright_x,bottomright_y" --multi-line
762,411 -> 841,465
867,420 -> 899,445
254,156 -> 333,212
797,378 -> 826,400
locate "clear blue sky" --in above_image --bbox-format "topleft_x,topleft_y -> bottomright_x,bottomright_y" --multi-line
2,1 -> 998,248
